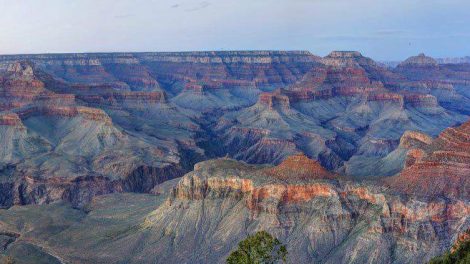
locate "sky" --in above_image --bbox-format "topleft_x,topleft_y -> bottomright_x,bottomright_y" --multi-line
1,0 -> 469,60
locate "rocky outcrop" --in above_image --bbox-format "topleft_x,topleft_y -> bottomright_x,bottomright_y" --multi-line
257,90 -> 290,110
0,51 -> 469,211
183,82 -> 204,95
322,51 -> 365,67
0,51 -> 322,92
366,92 -> 404,104
0,113 -> 24,127
451,229 -> 470,253
387,120 -> 470,199
0,62 -> 45,98
0,161 -> 184,209
169,158 -> 339,210
399,131 -> 433,149
398,53 -> 439,68
0,60 -> 192,209
403,93 -> 438,107
394,54 -> 449,82
152,157 -> 470,263
263,153 -> 336,180
78,91 -> 166,109
16,106 -> 113,124
283,51 -> 402,103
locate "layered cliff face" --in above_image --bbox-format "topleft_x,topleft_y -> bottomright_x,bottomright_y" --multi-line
386,120 -> 470,200
0,50 -> 469,208
0,61 -> 75,110
205,51 -> 467,176
0,51 -> 321,94
1,50 -> 470,263
1,155 -> 466,263
210,89 -> 339,166
395,54 -> 442,81
145,157 -> 468,264
0,61 -> 194,208
0,103 -> 186,207
392,53 -> 470,114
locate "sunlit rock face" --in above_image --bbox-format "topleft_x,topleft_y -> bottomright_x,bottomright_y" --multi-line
386,120 -> 470,200
0,153 -> 467,263
129,156 -> 469,264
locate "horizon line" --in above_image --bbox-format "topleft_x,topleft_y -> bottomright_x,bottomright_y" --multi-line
0,49 -> 467,62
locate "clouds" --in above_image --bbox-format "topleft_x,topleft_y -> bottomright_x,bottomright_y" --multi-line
0,0 -> 469,60
184,1 -> 211,12
169,1 -> 211,11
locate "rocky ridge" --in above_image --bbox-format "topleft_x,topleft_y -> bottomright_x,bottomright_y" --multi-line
386,120 -> 470,199
0,50 -> 469,206
0,48 -> 469,262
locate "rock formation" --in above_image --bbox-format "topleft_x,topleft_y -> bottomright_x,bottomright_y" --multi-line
0,48 -> 469,263
386,120 -> 470,199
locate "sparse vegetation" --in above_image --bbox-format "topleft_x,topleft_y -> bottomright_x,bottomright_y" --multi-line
227,231 -> 288,264
429,233 -> 470,264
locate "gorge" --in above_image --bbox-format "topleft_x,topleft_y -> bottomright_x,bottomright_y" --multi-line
0,50 -> 468,263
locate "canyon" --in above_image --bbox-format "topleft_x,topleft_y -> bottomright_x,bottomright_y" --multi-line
0,50 -> 468,263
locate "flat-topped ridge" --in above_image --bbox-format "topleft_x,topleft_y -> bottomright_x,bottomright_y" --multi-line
0,51 -> 321,66
326,51 -> 363,58
0,50 -> 315,60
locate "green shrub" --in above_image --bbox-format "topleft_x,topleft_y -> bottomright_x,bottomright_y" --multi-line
429,239 -> 470,264
227,231 -> 288,264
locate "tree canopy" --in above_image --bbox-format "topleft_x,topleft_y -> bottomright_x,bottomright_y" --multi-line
227,231 -> 288,264
429,231 -> 470,264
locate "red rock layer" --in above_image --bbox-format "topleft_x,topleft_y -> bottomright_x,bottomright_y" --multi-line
403,93 -> 438,107
263,154 -> 336,181
283,51 -> 401,102
282,88 -> 333,102
387,120 -> 470,199
451,229 -> 470,253
0,101 -> 29,111
16,106 -> 112,124
0,113 -> 23,126
183,82 -> 204,95
399,131 -> 433,149
257,90 -> 290,110
78,91 -> 166,107
0,61 -> 77,108
171,163 -> 470,225
366,92 -> 404,104
171,172 -> 337,212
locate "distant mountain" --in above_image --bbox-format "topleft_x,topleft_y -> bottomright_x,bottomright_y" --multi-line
381,55 -> 470,69
379,60 -> 401,68
437,56 -> 470,64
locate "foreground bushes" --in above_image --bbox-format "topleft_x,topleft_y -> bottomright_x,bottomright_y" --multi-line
227,231 -> 288,264
430,232 -> 470,264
